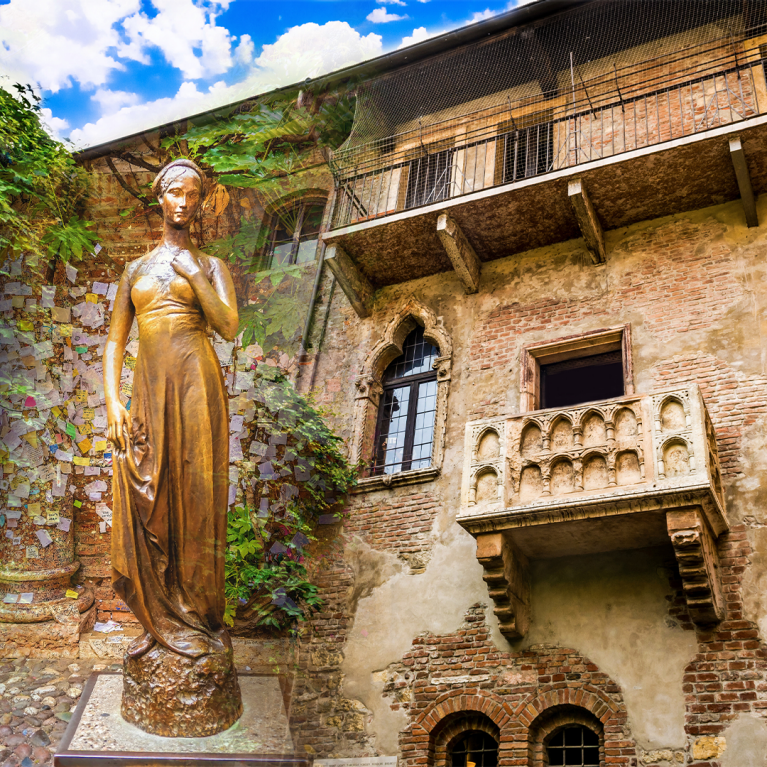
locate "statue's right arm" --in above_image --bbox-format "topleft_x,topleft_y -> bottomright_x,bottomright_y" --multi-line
103,269 -> 135,451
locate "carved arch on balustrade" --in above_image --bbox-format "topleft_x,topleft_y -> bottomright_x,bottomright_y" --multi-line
469,464 -> 504,506
578,408 -> 608,448
351,298 -> 453,475
472,425 -> 502,464
657,435 -> 695,479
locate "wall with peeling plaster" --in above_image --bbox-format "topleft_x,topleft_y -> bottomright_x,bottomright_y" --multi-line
302,195 -> 767,761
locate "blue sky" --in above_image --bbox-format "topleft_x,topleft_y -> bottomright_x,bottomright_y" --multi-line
0,0 -> 531,147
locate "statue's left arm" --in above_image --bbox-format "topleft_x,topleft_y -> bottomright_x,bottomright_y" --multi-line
172,253 -> 239,341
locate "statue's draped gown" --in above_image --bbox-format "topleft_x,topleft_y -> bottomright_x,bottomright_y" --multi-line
111,256 -> 230,658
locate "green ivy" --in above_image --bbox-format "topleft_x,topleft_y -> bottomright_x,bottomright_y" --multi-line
0,84 -> 96,265
225,366 -> 357,633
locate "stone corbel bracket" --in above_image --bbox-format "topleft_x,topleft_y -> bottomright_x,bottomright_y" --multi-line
436,212 -> 482,293
667,508 -> 725,625
476,532 -> 530,639
325,242 -> 375,318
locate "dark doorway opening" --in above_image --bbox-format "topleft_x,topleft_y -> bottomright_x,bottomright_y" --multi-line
540,350 -> 624,409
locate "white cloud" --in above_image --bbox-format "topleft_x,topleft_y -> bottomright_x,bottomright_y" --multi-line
0,0 -> 237,92
233,34 -> 255,67
377,0 -> 407,5
39,108 -> 70,141
0,0 -> 140,92
120,0 -> 234,80
398,27 -> 439,49
469,9 -> 497,23
70,21 -> 383,148
92,88 -> 140,112
366,8 -> 408,23
252,22 -> 382,86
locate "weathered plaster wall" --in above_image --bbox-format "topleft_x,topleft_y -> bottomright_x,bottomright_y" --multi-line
520,549 -> 697,750
302,196 -> 767,763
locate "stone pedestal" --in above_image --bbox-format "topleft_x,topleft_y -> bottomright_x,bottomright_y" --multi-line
122,644 -> 243,737
55,672 -> 300,767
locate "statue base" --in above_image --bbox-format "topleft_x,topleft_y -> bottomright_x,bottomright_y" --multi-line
54,671 -> 301,767
122,643 -> 243,737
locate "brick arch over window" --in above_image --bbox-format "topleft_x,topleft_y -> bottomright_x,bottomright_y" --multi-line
402,691 -> 510,767
437,713 -> 500,767
352,298 -> 452,488
512,688 -> 637,766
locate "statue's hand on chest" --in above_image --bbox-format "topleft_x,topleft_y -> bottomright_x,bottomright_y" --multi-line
170,249 -> 204,282
142,247 -> 206,291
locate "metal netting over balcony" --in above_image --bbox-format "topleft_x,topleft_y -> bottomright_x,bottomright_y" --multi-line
328,0 -> 767,230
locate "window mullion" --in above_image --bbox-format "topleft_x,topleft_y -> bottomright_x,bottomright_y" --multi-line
290,203 -> 306,265
401,381 -> 419,471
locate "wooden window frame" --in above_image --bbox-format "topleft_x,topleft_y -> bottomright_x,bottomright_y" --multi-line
264,196 -> 327,269
372,361 -> 438,476
351,299 -> 453,493
520,324 -> 634,413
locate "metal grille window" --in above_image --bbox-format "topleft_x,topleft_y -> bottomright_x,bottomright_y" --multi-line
371,326 -> 439,475
267,200 -> 325,268
546,726 -> 600,767
449,732 -> 499,767
405,147 -> 454,208
500,113 -> 554,184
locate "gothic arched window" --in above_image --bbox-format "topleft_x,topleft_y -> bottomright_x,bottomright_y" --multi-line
371,325 -> 439,475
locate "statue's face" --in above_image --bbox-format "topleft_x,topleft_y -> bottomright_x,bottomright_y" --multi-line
160,171 -> 202,229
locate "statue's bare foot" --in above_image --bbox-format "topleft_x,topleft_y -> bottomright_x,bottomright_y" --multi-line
127,631 -> 155,659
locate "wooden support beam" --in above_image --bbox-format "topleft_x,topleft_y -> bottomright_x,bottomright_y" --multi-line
568,178 -> 606,264
436,212 -> 482,294
667,508 -> 724,625
324,243 -> 374,319
729,137 -> 759,228
475,532 -> 530,639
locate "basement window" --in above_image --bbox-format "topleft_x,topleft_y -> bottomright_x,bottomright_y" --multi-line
540,350 -> 624,409
520,325 -> 634,412
546,725 -> 600,767
449,731 -> 498,767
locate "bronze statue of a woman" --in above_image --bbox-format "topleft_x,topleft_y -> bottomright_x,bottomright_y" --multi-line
104,159 -> 242,737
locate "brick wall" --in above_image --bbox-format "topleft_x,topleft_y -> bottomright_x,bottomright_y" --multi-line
345,490 -> 442,569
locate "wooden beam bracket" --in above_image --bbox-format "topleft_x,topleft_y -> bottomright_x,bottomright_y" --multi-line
436,212 -> 482,294
729,136 -> 759,228
475,532 -> 530,639
568,178 -> 606,264
324,243 -> 374,319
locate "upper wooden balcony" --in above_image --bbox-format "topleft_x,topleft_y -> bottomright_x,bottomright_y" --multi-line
323,43 -> 767,314
455,385 -> 729,639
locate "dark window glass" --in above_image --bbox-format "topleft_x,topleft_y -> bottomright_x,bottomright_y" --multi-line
372,326 -> 439,476
547,726 -> 600,767
405,147 -> 454,208
267,201 -> 325,267
501,120 -> 554,183
540,350 -> 624,409
449,731 -> 498,767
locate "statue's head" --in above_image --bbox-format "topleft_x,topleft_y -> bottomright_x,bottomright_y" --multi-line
152,159 -> 206,230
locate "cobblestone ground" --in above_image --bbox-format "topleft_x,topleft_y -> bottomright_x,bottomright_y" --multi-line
0,658 -> 121,767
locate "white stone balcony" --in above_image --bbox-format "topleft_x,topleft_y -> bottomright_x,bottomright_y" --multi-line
457,385 -> 729,638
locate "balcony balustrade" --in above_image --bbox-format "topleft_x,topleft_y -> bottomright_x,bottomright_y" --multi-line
322,45 -> 767,309
457,386 -> 728,639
